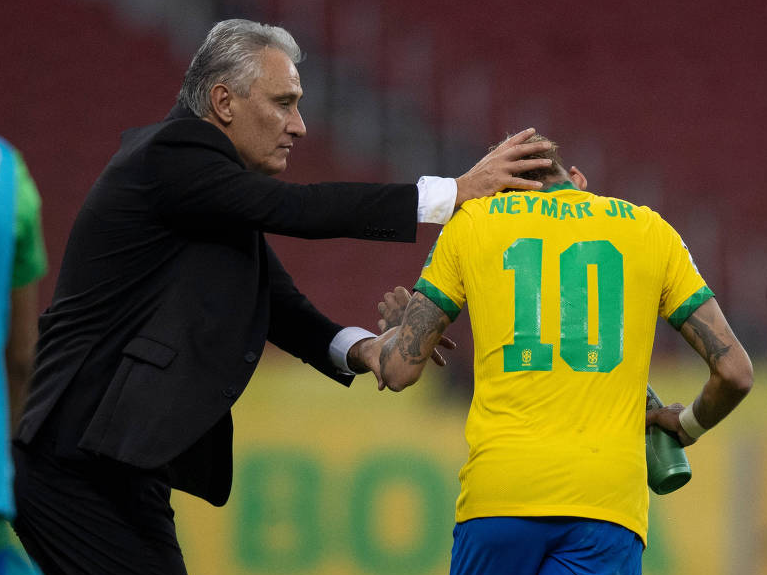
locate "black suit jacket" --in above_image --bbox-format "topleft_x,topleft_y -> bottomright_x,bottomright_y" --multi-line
15,105 -> 419,505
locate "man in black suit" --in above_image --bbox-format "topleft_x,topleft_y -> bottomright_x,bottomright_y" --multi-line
12,19 -> 552,574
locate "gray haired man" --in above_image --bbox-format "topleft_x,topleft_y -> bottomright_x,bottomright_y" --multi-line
13,20 -> 552,574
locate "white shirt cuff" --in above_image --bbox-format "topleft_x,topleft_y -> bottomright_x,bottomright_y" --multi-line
329,326 -> 378,375
416,176 -> 457,224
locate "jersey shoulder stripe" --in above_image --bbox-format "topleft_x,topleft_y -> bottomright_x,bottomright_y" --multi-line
667,285 -> 714,329
413,277 -> 462,321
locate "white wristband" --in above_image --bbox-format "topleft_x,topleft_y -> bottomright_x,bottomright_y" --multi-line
679,404 -> 707,439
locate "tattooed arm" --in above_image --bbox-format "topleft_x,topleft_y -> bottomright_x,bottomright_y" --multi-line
377,292 -> 452,391
345,288 -> 455,388
646,297 -> 753,445
376,286 -> 456,367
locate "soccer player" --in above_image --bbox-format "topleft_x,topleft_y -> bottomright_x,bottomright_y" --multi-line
362,134 -> 753,574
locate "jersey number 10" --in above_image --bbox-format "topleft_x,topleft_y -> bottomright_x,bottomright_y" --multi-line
502,238 -> 623,373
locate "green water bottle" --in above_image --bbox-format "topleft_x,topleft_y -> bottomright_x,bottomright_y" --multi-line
646,384 -> 692,495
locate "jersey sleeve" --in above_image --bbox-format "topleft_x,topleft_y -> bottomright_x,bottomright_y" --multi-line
657,217 -> 713,329
413,212 -> 467,321
11,149 -> 47,288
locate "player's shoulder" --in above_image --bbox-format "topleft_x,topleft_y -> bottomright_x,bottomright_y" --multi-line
456,190 -> 517,220
451,197 -> 485,223
587,190 -> 668,226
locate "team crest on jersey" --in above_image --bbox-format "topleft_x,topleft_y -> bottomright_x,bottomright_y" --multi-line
521,349 -> 532,366
587,350 -> 599,366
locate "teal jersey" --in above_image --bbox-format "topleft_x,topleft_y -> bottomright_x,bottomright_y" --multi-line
0,137 -> 47,520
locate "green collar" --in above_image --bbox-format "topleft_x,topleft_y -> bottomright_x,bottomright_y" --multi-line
540,180 -> 579,193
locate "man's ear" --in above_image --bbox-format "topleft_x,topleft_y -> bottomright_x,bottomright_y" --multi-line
208,83 -> 234,125
569,165 -> 588,190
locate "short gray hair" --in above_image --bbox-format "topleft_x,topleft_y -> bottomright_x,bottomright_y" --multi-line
177,19 -> 301,117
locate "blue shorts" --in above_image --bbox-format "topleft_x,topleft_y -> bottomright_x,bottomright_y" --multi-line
450,516 -> 643,575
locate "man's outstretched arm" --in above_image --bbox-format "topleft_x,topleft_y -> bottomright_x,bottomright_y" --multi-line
646,298 -> 753,445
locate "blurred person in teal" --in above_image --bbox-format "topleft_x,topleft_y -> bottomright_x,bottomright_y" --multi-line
0,137 -> 47,574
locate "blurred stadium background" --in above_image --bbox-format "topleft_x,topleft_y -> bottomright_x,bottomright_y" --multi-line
2,0 -> 765,573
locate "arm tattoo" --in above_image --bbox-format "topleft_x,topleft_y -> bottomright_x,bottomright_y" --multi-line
685,314 -> 731,368
380,337 -> 396,374
397,296 -> 450,365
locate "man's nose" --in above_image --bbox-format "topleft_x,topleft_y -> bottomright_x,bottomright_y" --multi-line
288,108 -> 307,138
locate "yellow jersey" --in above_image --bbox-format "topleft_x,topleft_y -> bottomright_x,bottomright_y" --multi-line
414,182 -> 712,544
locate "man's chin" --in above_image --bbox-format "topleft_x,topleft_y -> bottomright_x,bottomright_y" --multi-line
258,161 -> 288,176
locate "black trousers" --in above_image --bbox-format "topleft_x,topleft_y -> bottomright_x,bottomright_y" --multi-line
12,442 -> 187,575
